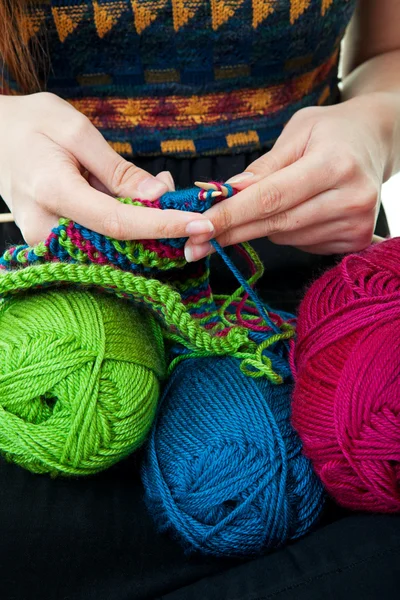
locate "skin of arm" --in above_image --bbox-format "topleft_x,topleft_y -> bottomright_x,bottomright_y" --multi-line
342,0 -> 400,178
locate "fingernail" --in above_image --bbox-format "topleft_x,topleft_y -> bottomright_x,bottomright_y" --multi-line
185,219 -> 214,235
225,171 -> 255,184
184,242 -> 212,263
184,245 -> 194,263
137,177 -> 168,200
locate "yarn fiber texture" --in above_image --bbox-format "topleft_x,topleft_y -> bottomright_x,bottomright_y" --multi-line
0,289 -> 165,476
142,356 -> 324,557
292,238 -> 400,513
0,183 -> 323,559
0,186 -> 294,374
7,1 -> 356,157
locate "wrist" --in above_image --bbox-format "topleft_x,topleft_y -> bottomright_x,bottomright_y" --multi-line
344,92 -> 400,181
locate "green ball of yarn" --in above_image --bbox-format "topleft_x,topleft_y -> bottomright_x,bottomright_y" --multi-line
0,289 -> 166,476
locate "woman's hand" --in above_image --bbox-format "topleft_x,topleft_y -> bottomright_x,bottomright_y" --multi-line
184,94 -> 392,261
0,92 -> 212,245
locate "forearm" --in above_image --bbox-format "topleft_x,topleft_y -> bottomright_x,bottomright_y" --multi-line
341,14 -> 400,181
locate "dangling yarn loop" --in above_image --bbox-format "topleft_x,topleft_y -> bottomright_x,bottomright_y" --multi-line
0,186 -> 293,383
0,182 -> 325,562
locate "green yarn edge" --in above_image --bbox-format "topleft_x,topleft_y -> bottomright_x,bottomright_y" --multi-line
0,261 -> 250,351
0,261 -> 294,384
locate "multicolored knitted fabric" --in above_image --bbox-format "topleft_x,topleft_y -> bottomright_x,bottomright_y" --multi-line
2,0 -> 356,157
0,184 -> 294,383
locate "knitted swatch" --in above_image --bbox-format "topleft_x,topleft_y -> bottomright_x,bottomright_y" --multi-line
0,184 -> 294,382
0,184 -> 326,550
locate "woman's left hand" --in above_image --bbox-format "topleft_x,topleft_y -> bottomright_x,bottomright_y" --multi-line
184,95 -> 389,262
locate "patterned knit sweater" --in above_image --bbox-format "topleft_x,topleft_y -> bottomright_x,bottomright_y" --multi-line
2,0 -> 356,157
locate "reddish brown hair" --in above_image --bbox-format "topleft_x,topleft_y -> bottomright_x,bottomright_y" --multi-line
0,0 -> 41,93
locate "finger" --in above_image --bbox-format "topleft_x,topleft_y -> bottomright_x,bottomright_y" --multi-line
184,235 -> 354,263
372,234 -> 386,244
191,165 -> 338,246
207,154 -> 334,239
52,118 -> 169,201
225,112 -> 313,189
212,193 -> 375,248
156,171 -> 175,191
225,148 -> 293,190
45,173 -> 212,240
186,189 -> 375,261
295,241 -> 354,255
16,206 -> 59,246
87,173 -> 113,196
224,150 -> 283,190
87,170 -> 175,196
184,241 -> 214,263
268,219 -> 371,247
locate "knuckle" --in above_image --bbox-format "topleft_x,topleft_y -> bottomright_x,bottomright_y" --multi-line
33,177 -> 55,209
353,222 -> 374,248
251,152 -> 279,177
101,212 -> 126,240
259,181 -> 283,215
264,210 -> 289,235
348,185 -> 379,213
155,219 -> 185,239
334,153 -> 361,181
294,106 -> 320,121
289,106 -> 321,128
110,160 -> 141,195
218,229 -> 233,247
362,183 -> 379,212
215,203 -> 233,233
32,91 -> 58,105
65,114 -> 92,146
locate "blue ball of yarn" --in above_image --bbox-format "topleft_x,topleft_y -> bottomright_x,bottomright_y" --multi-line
142,357 -> 324,557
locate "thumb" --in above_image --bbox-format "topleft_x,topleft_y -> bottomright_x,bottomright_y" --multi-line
155,171 -> 175,191
58,116 -> 169,201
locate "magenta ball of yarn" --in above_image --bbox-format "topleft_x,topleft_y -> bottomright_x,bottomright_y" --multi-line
292,238 -> 400,513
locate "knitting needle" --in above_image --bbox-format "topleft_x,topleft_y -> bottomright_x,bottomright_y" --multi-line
0,213 -> 14,223
194,185 -> 388,243
194,181 -> 218,191
372,234 -> 385,244
193,190 -> 389,246
195,181 -> 230,198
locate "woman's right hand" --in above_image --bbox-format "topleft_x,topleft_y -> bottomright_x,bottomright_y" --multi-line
0,92 -> 212,245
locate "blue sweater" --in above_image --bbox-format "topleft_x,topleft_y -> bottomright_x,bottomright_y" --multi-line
3,0 -> 356,157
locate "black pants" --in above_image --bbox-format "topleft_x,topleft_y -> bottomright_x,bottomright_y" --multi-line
0,152 -> 398,599
1,451 -> 399,600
